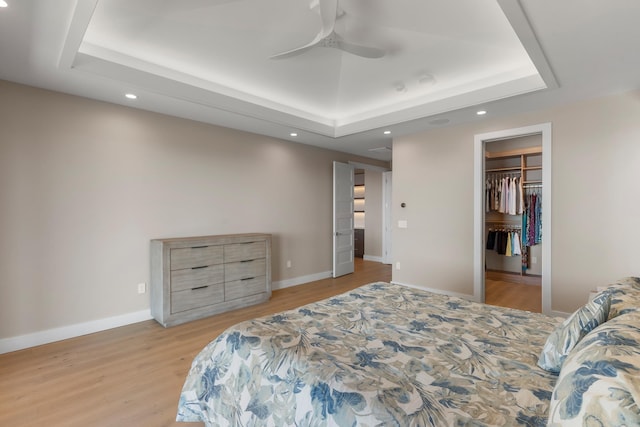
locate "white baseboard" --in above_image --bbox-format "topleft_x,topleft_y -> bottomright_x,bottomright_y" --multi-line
272,270 -> 333,290
0,310 -> 153,355
2,270 -> 333,354
391,280 -> 475,300
363,255 -> 384,263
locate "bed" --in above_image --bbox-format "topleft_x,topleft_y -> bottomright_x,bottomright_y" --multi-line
176,279 -> 640,426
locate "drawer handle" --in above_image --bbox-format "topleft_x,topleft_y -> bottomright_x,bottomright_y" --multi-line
240,260 -> 253,263
192,285 -> 208,290
241,277 -> 255,281
240,242 -> 254,245
192,265 -> 208,270
191,245 -> 209,249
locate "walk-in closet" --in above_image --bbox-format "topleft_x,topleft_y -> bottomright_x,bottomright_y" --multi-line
484,135 -> 543,312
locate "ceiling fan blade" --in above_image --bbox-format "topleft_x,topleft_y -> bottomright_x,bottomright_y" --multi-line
270,43 -> 317,60
271,0 -> 338,59
336,39 -> 386,59
318,0 -> 338,37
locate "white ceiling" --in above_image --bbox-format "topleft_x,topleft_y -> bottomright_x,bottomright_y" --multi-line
1,1 -> 639,161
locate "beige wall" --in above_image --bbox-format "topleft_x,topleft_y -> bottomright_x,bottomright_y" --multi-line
364,170 -> 383,258
0,81 -> 388,339
393,90 -> 640,312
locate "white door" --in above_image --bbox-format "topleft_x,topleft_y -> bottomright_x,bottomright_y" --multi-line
333,161 -> 354,277
382,171 -> 393,264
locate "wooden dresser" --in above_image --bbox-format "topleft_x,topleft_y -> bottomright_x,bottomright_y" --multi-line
150,233 -> 271,327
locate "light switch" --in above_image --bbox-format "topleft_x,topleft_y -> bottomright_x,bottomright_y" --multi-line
398,220 -> 408,228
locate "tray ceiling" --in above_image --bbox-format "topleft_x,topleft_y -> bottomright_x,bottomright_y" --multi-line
2,1 -> 638,161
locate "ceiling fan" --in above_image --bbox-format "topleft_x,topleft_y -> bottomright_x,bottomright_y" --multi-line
271,0 -> 385,59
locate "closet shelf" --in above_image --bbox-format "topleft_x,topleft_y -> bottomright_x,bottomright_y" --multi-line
485,146 -> 542,159
523,166 -> 542,171
486,166 -> 521,173
486,220 -> 521,224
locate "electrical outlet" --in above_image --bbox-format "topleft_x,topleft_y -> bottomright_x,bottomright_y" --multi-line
395,261 -> 401,270
137,282 -> 146,294
532,257 -> 538,264
286,260 -> 292,268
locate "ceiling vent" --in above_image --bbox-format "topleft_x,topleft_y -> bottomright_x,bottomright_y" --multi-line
428,118 -> 450,126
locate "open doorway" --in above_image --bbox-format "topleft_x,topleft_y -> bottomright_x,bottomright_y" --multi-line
349,162 -> 392,265
484,135 -> 542,312
474,123 -> 552,315
333,161 -> 391,278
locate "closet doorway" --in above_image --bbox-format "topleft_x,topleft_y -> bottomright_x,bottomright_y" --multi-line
348,162 -> 392,265
473,124 -> 552,314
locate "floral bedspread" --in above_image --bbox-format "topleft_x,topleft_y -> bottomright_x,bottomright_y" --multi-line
177,282 -> 561,426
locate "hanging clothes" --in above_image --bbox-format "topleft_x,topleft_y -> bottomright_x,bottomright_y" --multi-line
486,230 -> 496,250
518,177 -> 524,215
535,194 -> 543,244
512,231 -> 522,256
528,193 -> 536,244
499,177 -> 505,213
485,179 -> 491,213
487,228 -> 522,258
496,231 -> 507,255
521,187 -> 542,271
508,177 -> 517,215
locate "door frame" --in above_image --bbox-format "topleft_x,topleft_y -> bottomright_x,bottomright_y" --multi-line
473,123 -> 552,314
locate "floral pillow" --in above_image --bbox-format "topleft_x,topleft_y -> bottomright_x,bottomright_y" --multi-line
538,292 -> 611,373
547,311 -> 640,426
605,277 -> 640,320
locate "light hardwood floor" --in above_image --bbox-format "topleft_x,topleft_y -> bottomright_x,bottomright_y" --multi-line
485,276 -> 542,313
0,261 -> 541,426
0,259 -> 391,427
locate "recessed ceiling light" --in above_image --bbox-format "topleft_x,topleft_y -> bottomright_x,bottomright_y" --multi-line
0,1 -> 8,8
476,110 -> 487,115
290,132 -> 298,137
125,93 -> 137,99
383,130 -> 391,135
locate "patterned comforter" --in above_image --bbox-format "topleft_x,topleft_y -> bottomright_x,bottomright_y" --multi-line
177,282 -> 561,426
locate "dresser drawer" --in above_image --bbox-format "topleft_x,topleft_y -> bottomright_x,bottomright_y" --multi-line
225,258 -> 266,282
225,276 -> 267,301
170,264 -> 224,293
171,245 -> 223,270
171,283 -> 224,314
224,241 -> 266,263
